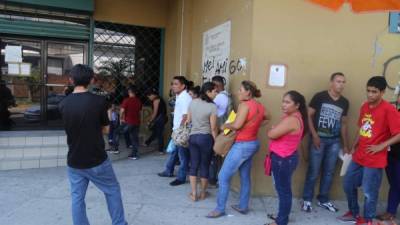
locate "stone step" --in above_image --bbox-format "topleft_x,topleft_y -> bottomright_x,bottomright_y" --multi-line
0,131 -> 67,148
0,130 -> 157,170
0,147 -> 156,170
0,145 -> 66,161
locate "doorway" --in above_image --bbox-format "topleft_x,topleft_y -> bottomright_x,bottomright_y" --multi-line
0,37 -> 87,130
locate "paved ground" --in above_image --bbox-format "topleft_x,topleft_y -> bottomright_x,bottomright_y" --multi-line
0,152 -> 396,225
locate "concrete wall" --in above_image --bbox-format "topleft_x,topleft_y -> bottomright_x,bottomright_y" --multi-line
94,0 -> 169,28
250,0 -> 400,199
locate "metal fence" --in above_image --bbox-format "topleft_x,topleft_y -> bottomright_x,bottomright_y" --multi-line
93,21 -> 162,105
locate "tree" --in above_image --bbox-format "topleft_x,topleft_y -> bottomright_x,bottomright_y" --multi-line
97,58 -> 134,104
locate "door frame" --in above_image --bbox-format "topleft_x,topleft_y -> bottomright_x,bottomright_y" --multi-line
0,35 -> 89,128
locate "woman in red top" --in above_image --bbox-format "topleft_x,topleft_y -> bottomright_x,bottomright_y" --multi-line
265,91 -> 308,225
207,80 -> 269,218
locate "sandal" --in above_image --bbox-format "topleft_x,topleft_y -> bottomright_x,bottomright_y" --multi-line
231,204 -> 249,215
267,214 -> 277,221
189,193 -> 198,202
200,191 -> 210,200
206,210 -> 226,218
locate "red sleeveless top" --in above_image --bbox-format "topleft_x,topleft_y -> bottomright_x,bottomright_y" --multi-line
235,99 -> 265,142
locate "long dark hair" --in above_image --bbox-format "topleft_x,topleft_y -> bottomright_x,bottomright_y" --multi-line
200,82 -> 216,103
285,90 -> 308,137
145,88 -> 159,96
188,85 -> 200,98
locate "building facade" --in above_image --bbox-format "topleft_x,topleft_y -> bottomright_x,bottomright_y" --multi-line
1,0 -> 399,200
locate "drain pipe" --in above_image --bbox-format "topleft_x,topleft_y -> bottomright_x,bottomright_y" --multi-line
179,0 -> 185,75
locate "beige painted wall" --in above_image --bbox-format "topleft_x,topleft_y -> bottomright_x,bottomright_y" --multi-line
93,0 -> 400,200
159,0 -> 400,199
94,0 -> 169,28
188,0 -> 253,86
250,0 -> 400,199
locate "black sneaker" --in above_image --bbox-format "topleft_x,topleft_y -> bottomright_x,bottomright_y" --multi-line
158,172 -> 174,177
169,179 -> 185,186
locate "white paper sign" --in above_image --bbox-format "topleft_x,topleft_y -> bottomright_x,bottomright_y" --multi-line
339,153 -> 352,176
202,21 -> 231,84
8,63 -> 20,75
268,64 -> 286,87
20,63 -> 31,76
5,45 -> 22,63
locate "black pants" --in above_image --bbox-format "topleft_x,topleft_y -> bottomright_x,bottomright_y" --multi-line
145,117 -> 165,152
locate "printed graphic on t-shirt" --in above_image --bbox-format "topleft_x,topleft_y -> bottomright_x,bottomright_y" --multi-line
317,103 -> 343,137
359,113 -> 374,138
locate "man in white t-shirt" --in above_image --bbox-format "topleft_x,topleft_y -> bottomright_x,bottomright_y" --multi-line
209,76 -> 230,187
212,76 -> 230,125
163,76 -> 192,186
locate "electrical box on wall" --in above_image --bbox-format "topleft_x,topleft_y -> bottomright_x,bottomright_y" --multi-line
389,12 -> 400,33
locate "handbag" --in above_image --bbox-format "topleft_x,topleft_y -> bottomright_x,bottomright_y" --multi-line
148,114 -> 165,130
213,107 -> 260,157
213,130 -> 236,157
171,124 -> 190,147
264,154 -> 272,176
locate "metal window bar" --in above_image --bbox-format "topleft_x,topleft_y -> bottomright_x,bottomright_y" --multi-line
93,21 -> 162,105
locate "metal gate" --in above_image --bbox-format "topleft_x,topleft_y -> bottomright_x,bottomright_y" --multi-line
93,21 -> 163,105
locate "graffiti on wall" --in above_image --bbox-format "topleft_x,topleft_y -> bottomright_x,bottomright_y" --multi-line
202,57 -> 247,81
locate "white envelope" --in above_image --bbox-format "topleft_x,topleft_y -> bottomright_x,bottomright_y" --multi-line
339,153 -> 352,177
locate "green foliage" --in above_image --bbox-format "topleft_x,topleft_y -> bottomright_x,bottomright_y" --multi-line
97,58 -> 134,79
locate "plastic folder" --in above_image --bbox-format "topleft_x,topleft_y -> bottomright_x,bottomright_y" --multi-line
223,110 -> 236,135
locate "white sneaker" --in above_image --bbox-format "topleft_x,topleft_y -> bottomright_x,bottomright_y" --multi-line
318,201 -> 339,212
301,201 -> 313,212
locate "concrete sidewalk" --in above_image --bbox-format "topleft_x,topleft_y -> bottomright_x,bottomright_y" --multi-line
0,153 -> 394,225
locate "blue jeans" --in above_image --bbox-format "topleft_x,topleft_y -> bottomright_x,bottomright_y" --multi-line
386,156 -> 400,215
343,160 -> 383,221
110,124 -> 139,149
189,134 -> 214,178
114,124 -> 139,156
67,158 -> 127,225
272,152 -> 298,225
215,140 -> 260,213
108,121 -> 119,144
164,148 -> 179,176
303,137 -> 341,203
177,145 -> 190,182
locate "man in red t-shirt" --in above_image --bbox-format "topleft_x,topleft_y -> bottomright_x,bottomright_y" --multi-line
120,86 -> 142,159
338,77 -> 400,224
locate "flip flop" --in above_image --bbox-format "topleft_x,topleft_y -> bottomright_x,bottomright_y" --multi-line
231,205 -> 249,215
206,210 -> 226,218
267,214 -> 277,221
188,193 -> 198,202
200,191 -> 210,200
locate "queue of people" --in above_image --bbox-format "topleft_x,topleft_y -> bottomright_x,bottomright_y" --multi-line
59,64 -> 400,225
158,74 -> 400,225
